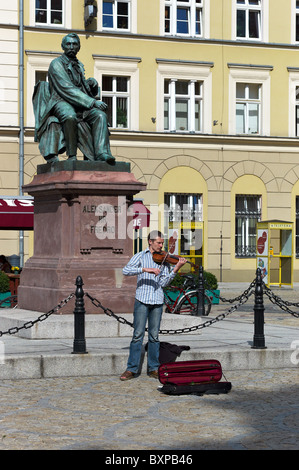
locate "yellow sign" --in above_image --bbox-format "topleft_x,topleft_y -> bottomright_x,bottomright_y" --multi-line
269,223 -> 292,229
181,222 -> 203,229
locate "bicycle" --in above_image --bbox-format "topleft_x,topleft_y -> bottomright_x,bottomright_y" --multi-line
164,275 -> 212,316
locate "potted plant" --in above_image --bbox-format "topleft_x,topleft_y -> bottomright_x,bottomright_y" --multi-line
203,271 -> 220,304
117,107 -> 127,128
0,271 -> 11,306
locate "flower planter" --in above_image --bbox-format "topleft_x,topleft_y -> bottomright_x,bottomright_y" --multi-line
0,292 -> 11,307
206,289 -> 220,305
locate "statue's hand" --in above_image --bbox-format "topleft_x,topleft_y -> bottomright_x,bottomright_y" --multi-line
87,77 -> 98,87
86,77 -> 99,97
93,100 -> 108,111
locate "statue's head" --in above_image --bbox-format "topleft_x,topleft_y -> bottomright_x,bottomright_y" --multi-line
61,33 -> 81,58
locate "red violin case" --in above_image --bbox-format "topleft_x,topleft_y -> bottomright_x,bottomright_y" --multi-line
158,359 -> 232,396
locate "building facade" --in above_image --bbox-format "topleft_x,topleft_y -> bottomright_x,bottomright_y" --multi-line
2,0 -> 299,282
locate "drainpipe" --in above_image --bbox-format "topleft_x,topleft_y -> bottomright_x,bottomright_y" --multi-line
19,0 -> 24,267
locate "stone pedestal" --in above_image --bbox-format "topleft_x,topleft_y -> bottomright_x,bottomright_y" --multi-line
18,161 -> 147,314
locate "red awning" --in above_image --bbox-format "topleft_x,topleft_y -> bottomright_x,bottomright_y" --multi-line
132,201 -> 150,229
0,197 -> 34,230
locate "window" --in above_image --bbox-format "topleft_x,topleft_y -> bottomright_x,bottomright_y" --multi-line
26,52 -> 61,127
235,195 -> 261,257
102,75 -> 130,128
164,0 -> 204,37
35,71 -> 48,83
296,196 -> 299,257
236,83 -> 261,134
296,1 -> 299,42
296,86 -> 299,136
164,79 -> 203,132
30,0 -> 71,28
228,64 -> 271,136
236,0 -> 261,40
165,193 -> 203,223
157,59 -> 212,133
35,0 -> 63,26
102,0 -> 130,30
287,68 -> 299,137
164,193 -> 203,261
94,55 -> 140,130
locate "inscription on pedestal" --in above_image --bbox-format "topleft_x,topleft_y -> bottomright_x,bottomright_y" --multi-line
80,195 -> 130,254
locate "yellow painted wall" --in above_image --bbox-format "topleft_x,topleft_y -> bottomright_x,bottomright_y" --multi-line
138,0 -> 160,36
210,0 -> 231,40
269,0 -> 291,44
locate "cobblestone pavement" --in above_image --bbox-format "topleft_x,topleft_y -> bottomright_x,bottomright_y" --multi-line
0,368 -> 298,451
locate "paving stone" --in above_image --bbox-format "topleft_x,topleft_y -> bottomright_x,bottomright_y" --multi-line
0,369 -> 298,450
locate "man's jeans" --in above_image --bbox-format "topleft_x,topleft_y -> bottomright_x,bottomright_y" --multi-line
127,299 -> 163,374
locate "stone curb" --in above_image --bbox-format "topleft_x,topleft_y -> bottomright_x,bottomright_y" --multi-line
0,348 -> 296,380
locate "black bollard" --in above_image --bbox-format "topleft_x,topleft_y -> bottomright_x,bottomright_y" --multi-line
195,266 -> 205,316
252,268 -> 267,349
72,275 -> 88,354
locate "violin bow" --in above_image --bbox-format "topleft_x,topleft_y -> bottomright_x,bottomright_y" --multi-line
153,251 -> 169,272
160,251 -> 170,266
159,238 -> 176,268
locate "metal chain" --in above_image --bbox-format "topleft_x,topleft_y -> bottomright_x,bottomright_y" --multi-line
206,278 -> 257,304
1,275 -> 298,340
85,288 -> 255,335
85,292 -> 134,328
263,283 -> 299,318
0,293 -> 75,338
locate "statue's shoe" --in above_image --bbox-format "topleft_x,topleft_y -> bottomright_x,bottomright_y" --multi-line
45,155 -> 59,163
97,153 -> 116,165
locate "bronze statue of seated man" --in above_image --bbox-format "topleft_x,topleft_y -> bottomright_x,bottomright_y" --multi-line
33,32 -> 115,165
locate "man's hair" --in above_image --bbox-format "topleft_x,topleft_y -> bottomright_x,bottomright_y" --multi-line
148,230 -> 164,242
61,33 -> 80,50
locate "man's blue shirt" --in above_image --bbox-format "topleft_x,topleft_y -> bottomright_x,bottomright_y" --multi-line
123,249 -> 176,305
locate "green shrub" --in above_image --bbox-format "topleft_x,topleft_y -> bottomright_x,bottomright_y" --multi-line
0,271 -> 10,293
203,271 -> 218,290
169,270 -> 218,290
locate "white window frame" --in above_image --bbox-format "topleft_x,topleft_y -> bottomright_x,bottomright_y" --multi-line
29,0 -> 71,29
164,79 -> 203,132
94,56 -> 140,131
288,69 -> 299,137
235,83 -> 261,135
97,0 -> 137,33
291,0 -> 299,44
232,0 -> 269,42
26,52 -> 60,127
102,0 -> 130,31
161,0 -> 210,38
228,65 -> 271,136
157,60 -> 212,134
101,75 -> 130,129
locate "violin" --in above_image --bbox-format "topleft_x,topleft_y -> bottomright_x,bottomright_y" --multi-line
152,250 -> 199,270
